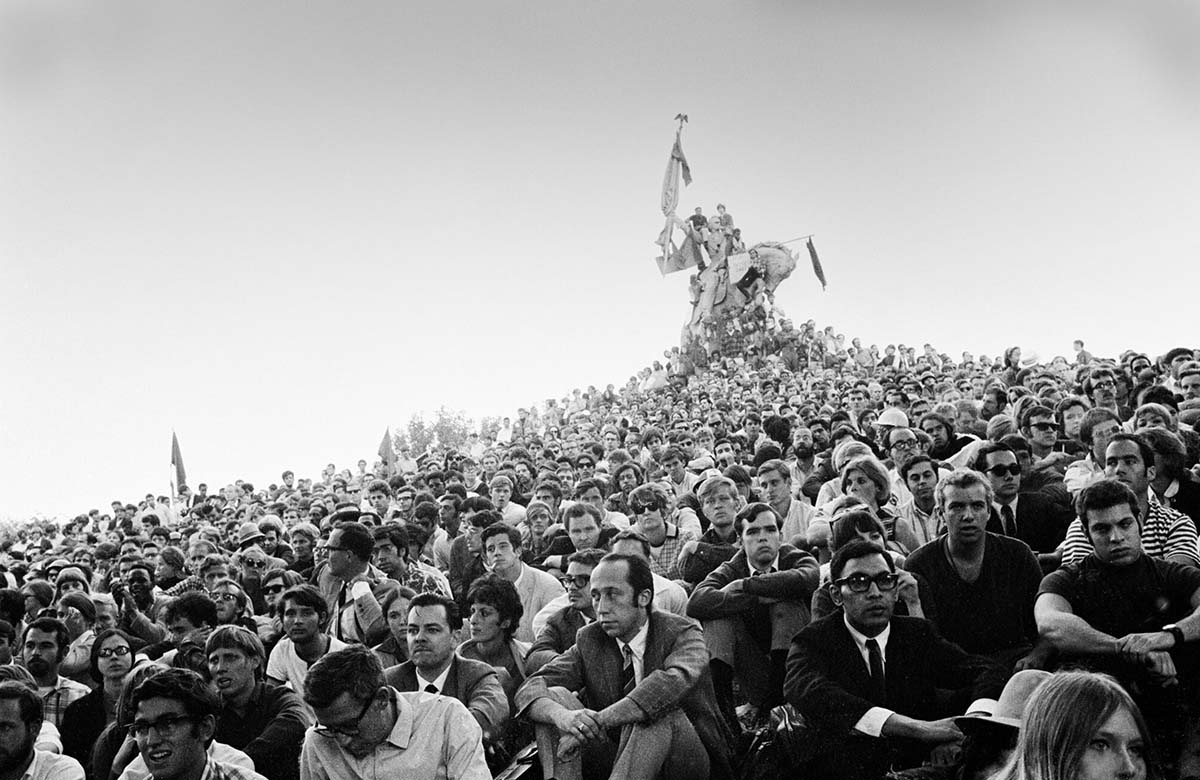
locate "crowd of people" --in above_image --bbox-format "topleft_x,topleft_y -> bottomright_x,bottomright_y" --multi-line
4,325 -> 1200,780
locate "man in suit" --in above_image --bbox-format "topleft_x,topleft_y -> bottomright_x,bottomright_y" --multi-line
525,548 -> 603,674
687,501 -> 818,727
480,523 -> 564,644
784,539 -> 1006,780
516,553 -> 735,780
975,443 -> 1073,563
383,592 -> 509,739
312,521 -> 395,645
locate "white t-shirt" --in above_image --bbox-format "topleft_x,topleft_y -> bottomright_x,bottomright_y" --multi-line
267,636 -> 349,693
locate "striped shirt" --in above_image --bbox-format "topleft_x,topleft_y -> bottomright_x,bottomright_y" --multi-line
1059,493 -> 1200,566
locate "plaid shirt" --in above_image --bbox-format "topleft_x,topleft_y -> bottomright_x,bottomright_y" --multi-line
200,759 -> 268,780
650,523 -> 696,581
41,675 -> 91,728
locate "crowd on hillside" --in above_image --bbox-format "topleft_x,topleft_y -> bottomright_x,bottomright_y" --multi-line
4,325 -> 1200,780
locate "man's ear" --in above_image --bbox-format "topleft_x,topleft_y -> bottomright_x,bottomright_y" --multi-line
828,582 -> 844,607
196,714 -> 217,744
1146,463 -> 1157,484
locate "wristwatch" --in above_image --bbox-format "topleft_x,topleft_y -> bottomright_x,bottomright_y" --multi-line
1163,623 -> 1185,647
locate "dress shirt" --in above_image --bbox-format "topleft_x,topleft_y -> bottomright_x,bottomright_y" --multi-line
842,616 -> 894,738
621,620 -> 651,686
415,663 -> 453,696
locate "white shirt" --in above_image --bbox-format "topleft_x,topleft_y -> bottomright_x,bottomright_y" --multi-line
415,663 -> 453,695
267,636 -> 349,692
19,750 -> 84,780
843,615 -> 895,738
620,620 -> 651,685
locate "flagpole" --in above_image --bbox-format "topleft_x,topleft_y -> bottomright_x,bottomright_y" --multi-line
777,233 -> 816,245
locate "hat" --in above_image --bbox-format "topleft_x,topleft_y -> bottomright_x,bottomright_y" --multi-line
956,669 -> 1051,730
876,408 -> 909,428
57,591 -> 96,623
235,521 -> 266,548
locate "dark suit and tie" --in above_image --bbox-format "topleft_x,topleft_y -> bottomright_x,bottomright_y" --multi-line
384,653 -> 510,737
986,492 -> 1075,553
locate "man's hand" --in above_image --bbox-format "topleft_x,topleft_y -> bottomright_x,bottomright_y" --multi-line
556,733 -> 582,760
895,570 -> 921,607
676,540 -> 700,564
1117,631 -> 1174,658
1144,651 -> 1179,686
914,717 -> 963,744
1013,645 -> 1052,672
554,708 -> 604,743
721,579 -> 746,595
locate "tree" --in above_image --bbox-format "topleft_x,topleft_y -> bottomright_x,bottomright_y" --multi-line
397,407 -> 475,457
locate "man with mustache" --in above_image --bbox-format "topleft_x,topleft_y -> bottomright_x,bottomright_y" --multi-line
20,617 -> 90,729
0,680 -> 84,779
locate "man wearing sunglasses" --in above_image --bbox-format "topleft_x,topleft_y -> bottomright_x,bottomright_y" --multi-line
301,645 -> 489,780
975,443 -> 1073,558
784,538 -> 1006,780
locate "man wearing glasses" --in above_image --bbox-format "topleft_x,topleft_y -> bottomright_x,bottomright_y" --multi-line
784,538 -> 1005,780
300,645 -> 489,780
526,548 -> 605,673
974,443 -> 1073,559
129,667 -> 267,780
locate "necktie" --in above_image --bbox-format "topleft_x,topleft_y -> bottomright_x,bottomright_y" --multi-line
866,638 -> 886,705
1001,505 -> 1016,537
620,644 -> 636,696
424,684 -> 438,694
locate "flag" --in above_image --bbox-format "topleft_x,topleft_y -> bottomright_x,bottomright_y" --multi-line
656,229 -> 706,275
170,432 -> 187,489
378,428 -> 397,466
660,131 -> 691,218
807,238 -> 827,290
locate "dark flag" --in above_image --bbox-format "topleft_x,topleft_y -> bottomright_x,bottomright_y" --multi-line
170,432 -> 187,489
378,428 -> 397,467
807,238 -> 827,290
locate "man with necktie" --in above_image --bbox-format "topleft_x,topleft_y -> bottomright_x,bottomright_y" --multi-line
784,539 -> 1006,780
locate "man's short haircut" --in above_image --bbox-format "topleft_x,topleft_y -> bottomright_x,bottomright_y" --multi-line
480,523 -> 522,550
164,592 -> 218,629
734,501 -> 782,535
1104,432 -> 1155,470
1140,428 -> 1187,480
598,553 -> 654,615
0,680 -> 42,727
573,478 -> 608,499
566,548 -> 607,568
563,502 -> 602,532
830,538 -> 897,582
21,617 -> 69,660
1019,404 -> 1056,430
935,468 -> 994,510
660,446 -> 687,466
609,529 -> 652,559
610,462 -> 644,489
413,501 -> 439,523
1077,479 -> 1140,529
465,575 -> 523,640
372,523 -> 409,555
899,454 -> 937,483
918,412 -> 955,437
531,480 -> 563,501
205,625 -> 265,671
697,475 -> 739,503
755,459 -> 791,483
279,584 -> 328,623
331,521 -> 374,562
408,592 -> 462,631
971,442 -> 1016,472
0,620 -> 13,645
303,645 -> 384,710
132,668 -> 220,726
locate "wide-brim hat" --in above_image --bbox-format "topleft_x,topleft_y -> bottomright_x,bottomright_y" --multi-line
955,669 -> 1051,730
236,521 -> 266,547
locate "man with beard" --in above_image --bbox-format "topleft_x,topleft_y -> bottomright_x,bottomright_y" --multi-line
383,593 -> 509,739
129,667 -> 267,780
0,681 -> 84,779
1084,365 -> 1127,420
207,626 -> 309,780
918,413 -> 975,462
265,586 -> 348,700
301,645 -> 489,780
787,425 -> 819,487
21,617 -> 90,728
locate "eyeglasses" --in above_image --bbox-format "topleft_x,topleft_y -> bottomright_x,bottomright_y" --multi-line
129,714 -> 194,740
313,692 -> 378,738
1029,422 -> 1058,432
890,440 -> 916,451
833,572 -> 900,593
98,645 -> 132,659
630,502 -> 658,515
984,464 -> 1022,477
563,575 -> 591,590
263,584 -> 286,595
320,545 -> 349,553
242,559 -> 267,569
209,592 -> 240,602
1092,380 -> 1116,390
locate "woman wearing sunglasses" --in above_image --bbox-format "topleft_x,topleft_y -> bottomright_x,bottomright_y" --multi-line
61,628 -> 140,774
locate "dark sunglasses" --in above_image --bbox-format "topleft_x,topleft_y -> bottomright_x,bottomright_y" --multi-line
630,502 -> 658,515
985,464 -> 1022,477
1029,422 -> 1058,432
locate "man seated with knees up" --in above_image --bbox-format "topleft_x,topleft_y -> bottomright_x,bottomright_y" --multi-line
516,553 -> 735,780
687,501 -> 818,728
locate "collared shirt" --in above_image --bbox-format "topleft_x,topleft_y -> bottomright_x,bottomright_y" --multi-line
620,620 -> 651,686
416,663 -> 453,695
392,561 -> 453,599
299,688 -> 490,780
843,616 -> 894,738
38,675 -> 90,729
1059,492 -> 1200,566
994,496 -> 1020,534
649,523 -> 696,580
18,749 -> 84,780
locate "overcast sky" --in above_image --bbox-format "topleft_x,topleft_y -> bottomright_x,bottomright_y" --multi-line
2,1 -> 1198,519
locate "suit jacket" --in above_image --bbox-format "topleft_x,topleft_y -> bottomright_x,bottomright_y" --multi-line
516,611 -> 735,780
687,543 -> 819,621
513,563 -> 565,643
525,604 -> 589,674
784,614 -> 1006,737
986,492 -> 1074,553
384,654 -> 510,736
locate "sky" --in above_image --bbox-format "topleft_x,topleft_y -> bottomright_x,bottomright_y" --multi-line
2,1 -> 1198,519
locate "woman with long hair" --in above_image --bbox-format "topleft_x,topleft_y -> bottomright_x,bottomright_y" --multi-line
61,628 -> 138,773
991,670 -> 1156,780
